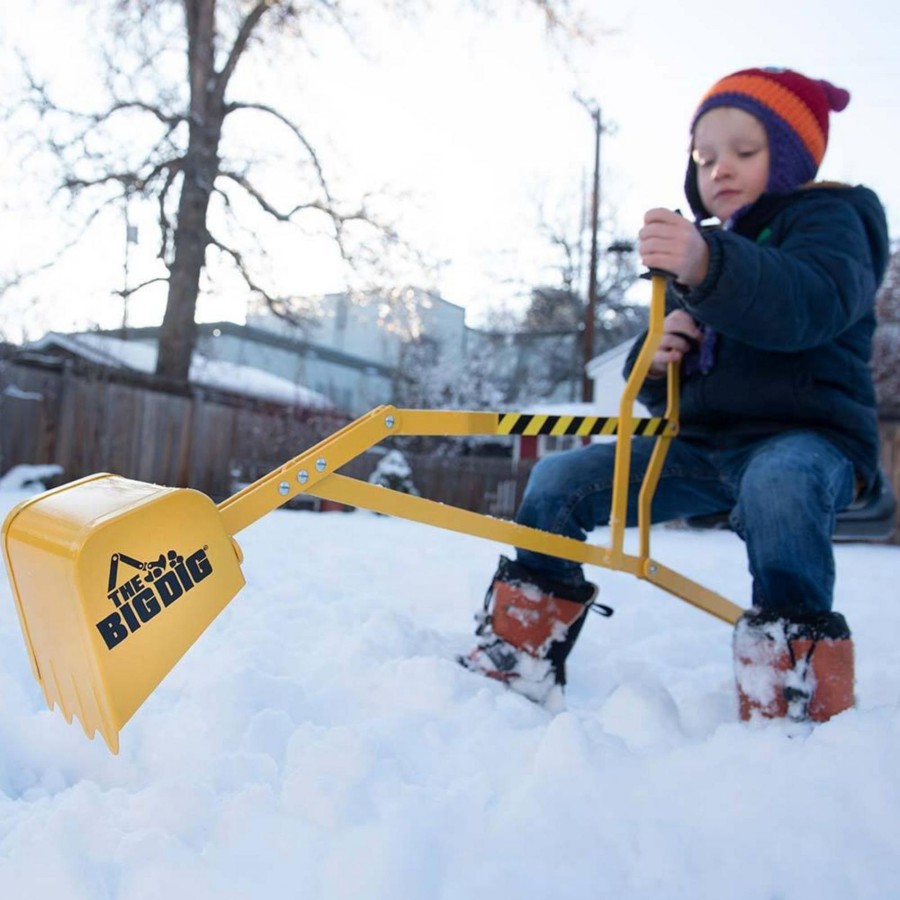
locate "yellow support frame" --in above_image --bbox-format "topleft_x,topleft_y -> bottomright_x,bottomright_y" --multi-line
0,276 -> 744,757
218,274 -> 741,625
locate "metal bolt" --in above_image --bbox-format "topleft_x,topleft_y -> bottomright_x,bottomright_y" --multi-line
315,457 -> 327,472
385,415 -> 395,429
297,470 -> 309,484
648,563 -> 658,575
278,481 -> 290,496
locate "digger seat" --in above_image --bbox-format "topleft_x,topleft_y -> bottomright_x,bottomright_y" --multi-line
683,468 -> 897,543
833,467 -> 898,542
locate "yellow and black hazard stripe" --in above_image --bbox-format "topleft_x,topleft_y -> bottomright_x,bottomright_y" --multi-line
496,412 -> 670,438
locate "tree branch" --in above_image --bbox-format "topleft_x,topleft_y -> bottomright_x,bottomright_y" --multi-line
206,230 -> 314,325
112,275 -> 170,300
24,66 -> 184,131
225,100 -> 336,205
214,1 -> 276,105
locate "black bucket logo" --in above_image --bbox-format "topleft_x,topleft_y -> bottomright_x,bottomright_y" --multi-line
95,547 -> 214,650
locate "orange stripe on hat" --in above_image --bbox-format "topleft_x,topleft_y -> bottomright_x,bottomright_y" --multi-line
701,73 -> 826,164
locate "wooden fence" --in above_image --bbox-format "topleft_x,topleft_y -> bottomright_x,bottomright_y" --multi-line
1,358 -> 897,543
0,360 -> 348,502
0,360 -> 534,516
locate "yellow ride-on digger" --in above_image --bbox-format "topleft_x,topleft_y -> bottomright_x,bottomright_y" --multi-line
2,273 -> 747,753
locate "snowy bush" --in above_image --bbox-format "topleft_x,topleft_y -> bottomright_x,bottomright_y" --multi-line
368,449 -> 419,496
0,463 -> 63,492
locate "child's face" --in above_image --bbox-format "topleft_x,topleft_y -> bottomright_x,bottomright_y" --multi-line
692,107 -> 770,221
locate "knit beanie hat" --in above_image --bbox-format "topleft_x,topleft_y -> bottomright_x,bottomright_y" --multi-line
684,67 -> 850,220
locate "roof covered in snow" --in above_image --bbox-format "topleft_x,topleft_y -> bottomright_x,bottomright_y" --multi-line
25,332 -> 336,411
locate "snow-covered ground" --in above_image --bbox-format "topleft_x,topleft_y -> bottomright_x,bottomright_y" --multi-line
2,478 -> 900,899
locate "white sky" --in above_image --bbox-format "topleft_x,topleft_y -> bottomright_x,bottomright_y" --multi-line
1,0 -> 898,337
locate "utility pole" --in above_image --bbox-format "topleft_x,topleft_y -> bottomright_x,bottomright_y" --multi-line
582,102 -> 601,402
121,197 -> 138,337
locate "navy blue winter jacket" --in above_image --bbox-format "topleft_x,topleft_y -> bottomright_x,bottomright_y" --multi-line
624,184 -> 890,489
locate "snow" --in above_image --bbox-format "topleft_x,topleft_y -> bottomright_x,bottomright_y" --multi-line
0,464 -> 63,491
2,475 -> 900,899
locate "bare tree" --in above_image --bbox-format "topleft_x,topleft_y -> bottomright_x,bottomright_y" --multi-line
517,196 -> 644,398
10,0 -> 593,384
16,1 -> 409,382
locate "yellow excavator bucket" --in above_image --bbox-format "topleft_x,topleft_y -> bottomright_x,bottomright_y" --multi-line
2,473 -> 245,753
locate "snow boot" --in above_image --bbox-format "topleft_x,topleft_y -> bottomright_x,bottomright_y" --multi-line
734,608 -> 855,723
460,555 -> 607,707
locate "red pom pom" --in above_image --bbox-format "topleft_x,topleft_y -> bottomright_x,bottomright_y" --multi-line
820,79 -> 850,112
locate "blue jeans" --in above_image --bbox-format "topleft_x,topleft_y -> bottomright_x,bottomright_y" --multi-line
515,430 -> 856,614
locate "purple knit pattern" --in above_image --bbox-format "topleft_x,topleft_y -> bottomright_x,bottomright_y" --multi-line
682,327 -> 717,376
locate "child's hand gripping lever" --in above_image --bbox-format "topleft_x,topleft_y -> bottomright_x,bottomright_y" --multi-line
638,208 -> 710,288
640,267 -> 678,281
636,269 -> 697,378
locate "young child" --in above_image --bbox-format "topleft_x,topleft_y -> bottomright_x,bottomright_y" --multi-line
463,67 -> 890,722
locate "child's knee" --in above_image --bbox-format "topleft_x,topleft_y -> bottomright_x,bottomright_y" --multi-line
742,455 -> 831,512
525,454 -> 563,498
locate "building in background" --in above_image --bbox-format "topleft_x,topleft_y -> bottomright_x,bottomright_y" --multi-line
18,288 -> 468,418
238,288 -> 468,415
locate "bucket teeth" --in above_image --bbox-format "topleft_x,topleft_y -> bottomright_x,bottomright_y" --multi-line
40,656 -> 115,750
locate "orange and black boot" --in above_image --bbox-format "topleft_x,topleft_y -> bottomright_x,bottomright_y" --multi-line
460,556 -> 608,707
734,608 -> 855,723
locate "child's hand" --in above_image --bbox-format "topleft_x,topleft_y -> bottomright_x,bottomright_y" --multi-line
648,310 -> 703,377
638,208 -> 709,286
